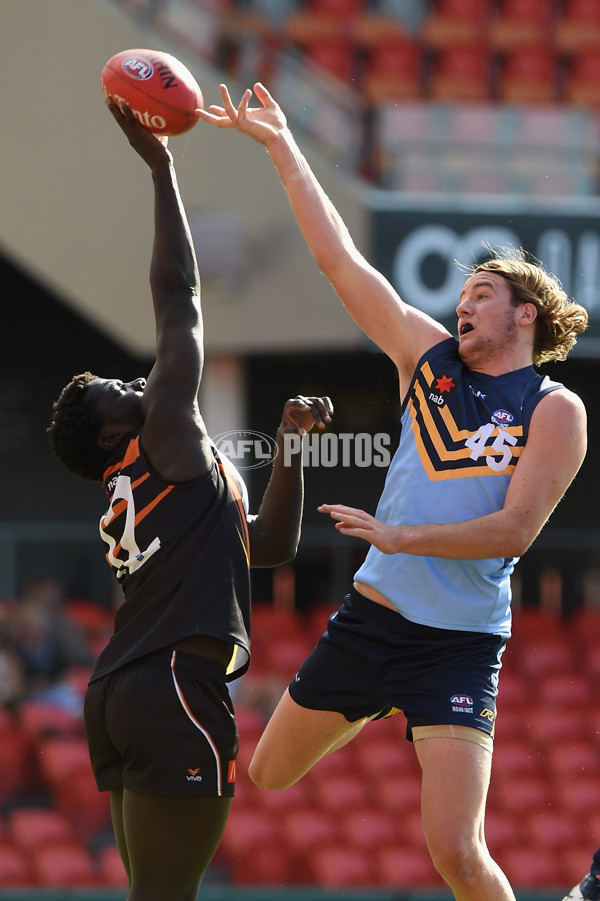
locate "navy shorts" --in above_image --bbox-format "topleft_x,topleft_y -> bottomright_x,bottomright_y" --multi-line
84,650 -> 238,797
289,587 -> 506,741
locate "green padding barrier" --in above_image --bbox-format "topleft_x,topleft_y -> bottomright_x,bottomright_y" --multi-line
0,889 -> 566,901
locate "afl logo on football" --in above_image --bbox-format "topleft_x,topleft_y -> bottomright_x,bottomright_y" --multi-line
492,409 -> 514,425
122,55 -> 154,80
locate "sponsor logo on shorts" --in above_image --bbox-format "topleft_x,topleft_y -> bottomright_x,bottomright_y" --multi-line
186,767 -> 203,782
450,694 -> 474,714
228,760 -> 236,783
480,707 -> 496,724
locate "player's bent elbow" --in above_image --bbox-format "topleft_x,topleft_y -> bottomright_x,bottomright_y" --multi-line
502,527 -> 536,558
251,541 -> 298,569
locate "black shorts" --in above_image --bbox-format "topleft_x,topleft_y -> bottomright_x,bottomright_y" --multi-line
84,650 -> 238,796
289,587 -> 506,740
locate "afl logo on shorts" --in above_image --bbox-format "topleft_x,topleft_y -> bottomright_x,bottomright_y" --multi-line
451,694 -> 474,713
450,695 -> 473,706
122,55 -> 154,80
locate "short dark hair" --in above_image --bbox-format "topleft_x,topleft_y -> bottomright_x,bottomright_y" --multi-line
47,372 -> 109,482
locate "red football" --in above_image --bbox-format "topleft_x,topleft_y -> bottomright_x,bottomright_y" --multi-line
101,49 -> 203,136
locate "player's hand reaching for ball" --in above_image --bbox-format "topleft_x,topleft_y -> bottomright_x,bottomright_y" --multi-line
197,83 -> 287,149
106,97 -> 173,169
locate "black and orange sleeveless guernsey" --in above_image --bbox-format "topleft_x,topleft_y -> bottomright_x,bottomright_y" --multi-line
90,431 -> 251,685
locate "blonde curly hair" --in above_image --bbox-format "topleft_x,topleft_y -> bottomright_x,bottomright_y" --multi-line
467,248 -> 588,365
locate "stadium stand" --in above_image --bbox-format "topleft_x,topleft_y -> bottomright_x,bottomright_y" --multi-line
0,591 -> 598,889
145,0 -> 599,193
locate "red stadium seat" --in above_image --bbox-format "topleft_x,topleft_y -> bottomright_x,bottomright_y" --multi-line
526,705 -> 590,744
0,841 -> 34,886
308,0 -> 364,15
373,843 -> 441,887
30,841 -> 100,887
565,50 -> 600,107
362,40 -> 423,103
0,725 -> 32,802
537,671 -> 591,707
429,44 -> 492,102
98,845 -> 128,887
309,842 -> 375,886
374,772 -> 422,814
284,11 -> 345,43
501,844 -> 564,886
488,0 -> 554,50
510,605 -> 563,645
553,775 -> 600,818
422,0 -> 490,48
353,733 -> 419,782
258,633 -> 313,677
231,841 -> 304,885
515,634 -> 574,680
484,807 -> 524,852
544,739 -> 599,779
352,13 -> 410,49
492,772 -> 552,817
18,700 -> 83,741
339,805 -> 400,850
498,46 -> 559,104
554,0 -> 600,52
313,770 -> 371,813
7,807 -> 74,850
490,739 -> 542,779
256,777 -> 313,815
302,40 -> 356,82
37,736 -> 91,786
54,766 -> 112,839
524,808 -> 584,851
220,806 -> 280,857
279,805 -> 340,854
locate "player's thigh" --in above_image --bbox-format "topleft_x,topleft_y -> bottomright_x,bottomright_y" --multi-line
249,687 -> 365,790
123,790 -> 232,891
415,733 -> 492,850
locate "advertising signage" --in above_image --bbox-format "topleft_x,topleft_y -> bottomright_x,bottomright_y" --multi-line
369,201 -> 600,355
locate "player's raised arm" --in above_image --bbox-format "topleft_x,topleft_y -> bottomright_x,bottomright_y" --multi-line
198,84 -> 448,390
106,98 -> 210,482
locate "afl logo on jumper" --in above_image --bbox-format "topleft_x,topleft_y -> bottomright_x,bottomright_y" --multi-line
122,55 -> 154,80
451,694 -> 474,713
492,409 -> 514,426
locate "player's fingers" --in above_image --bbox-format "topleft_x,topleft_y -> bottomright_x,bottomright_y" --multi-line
254,82 -> 275,107
237,87 -> 253,119
217,84 -> 240,122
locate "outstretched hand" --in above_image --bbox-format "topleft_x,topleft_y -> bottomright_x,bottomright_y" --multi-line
318,503 -> 400,554
197,82 -> 287,148
106,97 -> 173,169
280,395 -> 333,437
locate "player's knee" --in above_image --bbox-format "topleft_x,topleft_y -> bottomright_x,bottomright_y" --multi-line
429,835 -> 482,887
248,755 -> 289,791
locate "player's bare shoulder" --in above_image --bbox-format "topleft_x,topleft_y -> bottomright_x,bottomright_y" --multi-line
531,385 -> 587,458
